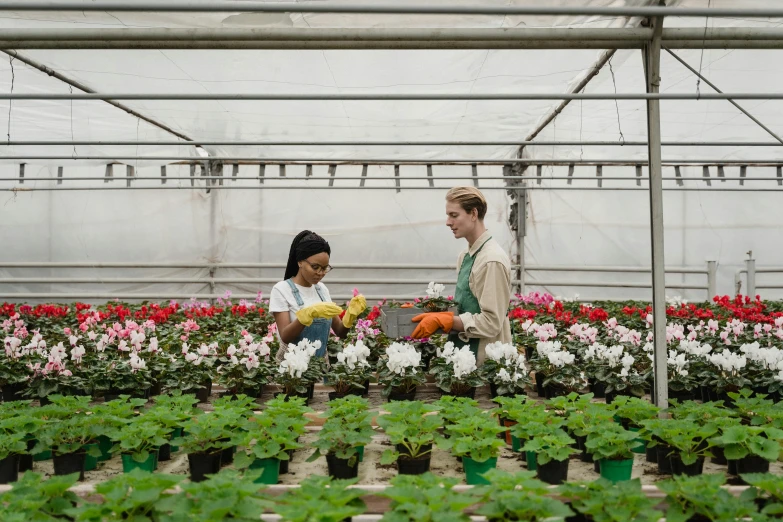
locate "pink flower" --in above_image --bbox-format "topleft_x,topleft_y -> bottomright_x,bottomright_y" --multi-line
181,335 -> 189,342
63,327 -> 72,335
79,323 -> 89,332
241,330 -> 249,336
353,288 -> 360,297
61,369 -> 73,377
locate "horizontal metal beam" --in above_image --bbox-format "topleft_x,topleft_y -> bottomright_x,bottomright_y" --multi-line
4,92 -> 783,100
1,3 -> 782,18
0,262 -> 464,270
0,293 -> 425,301
3,27 -> 783,50
0,277 -> 495,285
1,176 -> 778,182
2,140 -> 781,147
5,186 -> 781,192
1,157 -> 782,165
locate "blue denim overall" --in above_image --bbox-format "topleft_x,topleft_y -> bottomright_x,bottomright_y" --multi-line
286,279 -> 331,358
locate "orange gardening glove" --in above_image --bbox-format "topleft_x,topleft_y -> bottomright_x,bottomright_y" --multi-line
400,302 -> 414,308
410,312 -> 454,339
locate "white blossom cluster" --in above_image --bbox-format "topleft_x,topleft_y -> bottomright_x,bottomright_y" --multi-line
707,350 -> 747,373
486,341 -> 528,384
425,282 -> 446,299
436,341 -> 478,379
385,342 -> 421,375
277,338 -> 320,378
336,340 -> 371,371
226,332 -> 271,371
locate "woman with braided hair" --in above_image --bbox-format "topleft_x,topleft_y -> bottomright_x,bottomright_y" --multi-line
269,230 -> 367,361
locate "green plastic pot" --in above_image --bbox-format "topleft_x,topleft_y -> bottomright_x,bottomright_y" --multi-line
249,457 -> 281,484
628,427 -> 646,454
83,443 -> 99,471
121,452 -> 157,473
599,458 -> 633,482
97,435 -> 113,462
526,451 -> 538,471
462,456 -> 497,485
170,427 -> 183,453
33,448 -> 52,462
511,435 -> 523,453
357,445 -> 365,463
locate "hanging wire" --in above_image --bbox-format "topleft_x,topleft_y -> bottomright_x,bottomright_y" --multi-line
607,56 -> 625,145
6,55 -> 14,144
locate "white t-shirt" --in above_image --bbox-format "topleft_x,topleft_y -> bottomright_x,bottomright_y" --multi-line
269,280 -> 333,323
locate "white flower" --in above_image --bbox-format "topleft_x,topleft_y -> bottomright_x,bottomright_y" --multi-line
385,342 -> 421,375
148,337 -> 159,353
68,335 -> 79,347
241,353 -> 259,371
336,340 -> 371,371
129,353 -> 147,372
278,338 -> 320,378
227,345 -> 237,357
425,282 -> 445,299
70,345 -> 85,363
707,351 -> 746,373
117,340 -> 129,352
547,350 -> 575,367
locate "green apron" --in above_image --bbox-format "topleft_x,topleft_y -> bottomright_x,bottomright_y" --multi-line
448,237 -> 492,357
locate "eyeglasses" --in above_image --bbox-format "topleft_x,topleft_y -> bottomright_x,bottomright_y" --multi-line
303,260 -> 333,274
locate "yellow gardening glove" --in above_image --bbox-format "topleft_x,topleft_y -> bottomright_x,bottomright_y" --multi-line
342,294 -> 367,328
295,302 -> 343,326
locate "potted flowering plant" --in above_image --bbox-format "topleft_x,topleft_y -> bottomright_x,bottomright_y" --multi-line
215,332 -> 271,398
529,341 -> 586,398
438,412 -> 506,485
275,338 -> 325,403
0,432 -> 27,484
483,341 -> 530,398
377,400 -> 442,475
420,282 -> 452,312
2,331 -> 40,401
429,341 -> 486,398
308,396 -> 374,479
583,342 -> 648,403
24,342 -> 89,401
701,349 -> 751,401
32,409 -> 102,480
326,340 -> 373,399
165,342 -> 218,403
377,342 -> 426,401
92,354 -> 152,401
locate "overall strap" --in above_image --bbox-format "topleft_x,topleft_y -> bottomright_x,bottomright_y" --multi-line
314,284 -> 327,302
285,279 -> 305,307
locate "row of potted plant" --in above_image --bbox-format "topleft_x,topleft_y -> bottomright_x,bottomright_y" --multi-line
2,467 -> 782,522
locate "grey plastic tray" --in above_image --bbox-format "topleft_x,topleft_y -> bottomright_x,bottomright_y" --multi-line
379,305 -> 457,339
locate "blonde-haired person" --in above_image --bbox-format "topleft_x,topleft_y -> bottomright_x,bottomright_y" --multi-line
411,186 -> 512,365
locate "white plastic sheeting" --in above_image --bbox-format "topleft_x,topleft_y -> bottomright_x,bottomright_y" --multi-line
0,0 -> 781,302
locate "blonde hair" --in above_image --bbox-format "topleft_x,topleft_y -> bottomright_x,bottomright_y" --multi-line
446,186 -> 488,220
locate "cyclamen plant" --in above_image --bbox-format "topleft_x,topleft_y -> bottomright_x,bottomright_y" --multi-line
429,342 -> 486,395
482,341 -> 530,397
419,282 -> 453,312
327,340 -> 373,395
377,342 -> 425,396
531,341 -> 587,394
215,331 -> 271,397
276,338 -> 325,395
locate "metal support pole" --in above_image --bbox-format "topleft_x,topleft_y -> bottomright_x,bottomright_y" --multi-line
707,260 -> 717,299
644,9 -> 668,410
746,252 -> 756,297
516,187 -> 527,295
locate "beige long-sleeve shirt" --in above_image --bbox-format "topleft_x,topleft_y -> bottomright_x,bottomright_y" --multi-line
455,230 -> 513,365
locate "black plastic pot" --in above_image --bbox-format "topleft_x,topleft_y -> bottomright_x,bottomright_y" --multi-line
395,442 -> 433,472
711,446 -> 727,465
18,438 -> 35,472
537,458 -> 569,485
39,395 -> 52,406
575,435 -> 593,463
589,379 -> 606,399
328,391 -> 351,401
326,453 -> 359,480
274,391 -> 310,405
361,380 -> 371,397
604,391 -> 630,405
195,387 -> 210,404
593,459 -> 600,473
148,380 -> 162,397
736,455 -> 770,476
1,382 -> 24,402
388,388 -> 416,402
544,384 -> 569,399
220,445 -> 236,467
441,387 -> 476,399
279,458 -> 289,474
646,445 -> 657,463
104,387 -> 150,402
307,382 -> 315,401
0,454 -> 19,484
53,451 -> 86,481
187,451 -> 222,482
656,444 -> 673,474
158,443 -> 171,462
669,455 -> 704,476
728,459 -> 738,476
534,373 -> 545,397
